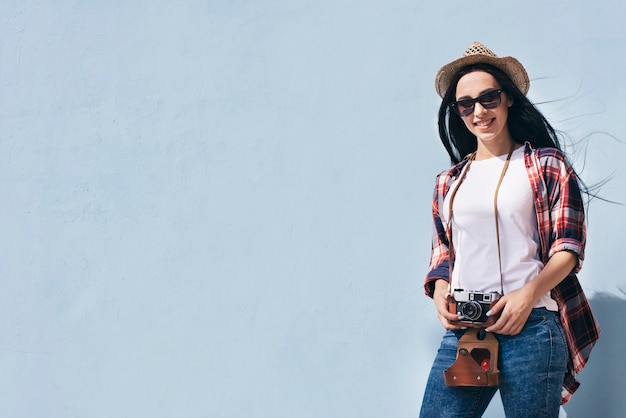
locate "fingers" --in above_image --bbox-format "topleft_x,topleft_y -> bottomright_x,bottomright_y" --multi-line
436,299 -> 461,324
435,297 -> 465,330
485,311 -> 524,335
432,280 -> 467,330
485,310 -> 508,333
486,298 -> 505,318
487,322 -> 521,335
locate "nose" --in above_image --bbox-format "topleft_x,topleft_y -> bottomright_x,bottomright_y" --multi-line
473,102 -> 487,116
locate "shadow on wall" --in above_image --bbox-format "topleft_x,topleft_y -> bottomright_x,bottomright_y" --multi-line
564,292 -> 626,417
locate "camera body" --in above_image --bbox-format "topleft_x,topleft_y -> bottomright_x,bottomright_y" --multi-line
448,289 -> 501,327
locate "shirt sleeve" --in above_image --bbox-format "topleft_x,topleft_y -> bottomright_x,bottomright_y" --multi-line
543,151 -> 586,271
424,173 -> 451,298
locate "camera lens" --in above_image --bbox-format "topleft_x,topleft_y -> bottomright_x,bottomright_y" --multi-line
460,301 -> 482,320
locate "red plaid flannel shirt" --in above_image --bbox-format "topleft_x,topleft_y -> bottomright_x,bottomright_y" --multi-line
424,142 -> 601,404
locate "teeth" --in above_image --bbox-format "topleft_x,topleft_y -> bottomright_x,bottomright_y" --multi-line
476,119 -> 492,127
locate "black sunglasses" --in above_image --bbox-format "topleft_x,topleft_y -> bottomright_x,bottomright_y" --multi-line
450,89 -> 503,117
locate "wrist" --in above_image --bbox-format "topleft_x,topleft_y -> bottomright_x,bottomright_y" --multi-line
523,280 -> 543,305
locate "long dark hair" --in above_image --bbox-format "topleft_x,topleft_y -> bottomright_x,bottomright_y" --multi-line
438,63 -> 561,164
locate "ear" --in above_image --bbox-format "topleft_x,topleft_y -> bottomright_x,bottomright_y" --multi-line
506,94 -> 514,107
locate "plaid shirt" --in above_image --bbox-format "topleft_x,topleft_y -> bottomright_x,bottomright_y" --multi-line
424,142 -> 601,404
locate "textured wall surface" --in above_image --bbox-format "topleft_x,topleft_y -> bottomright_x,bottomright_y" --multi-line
1,1 -> 625,417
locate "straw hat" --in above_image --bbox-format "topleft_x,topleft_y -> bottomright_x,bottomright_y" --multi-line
435,42 -> 529,98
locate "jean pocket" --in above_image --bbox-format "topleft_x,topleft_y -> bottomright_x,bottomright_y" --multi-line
551,315 -> 568,349
524,309 -> 550,328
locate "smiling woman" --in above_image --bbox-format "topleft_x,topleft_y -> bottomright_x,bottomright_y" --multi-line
419,42 -> 601,418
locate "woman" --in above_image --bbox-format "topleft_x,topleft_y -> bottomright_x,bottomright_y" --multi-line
419,42 -> 601,417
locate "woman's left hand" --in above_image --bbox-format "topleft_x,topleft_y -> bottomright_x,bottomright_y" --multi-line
484,286 -> 536,335
485,252 -> 578,335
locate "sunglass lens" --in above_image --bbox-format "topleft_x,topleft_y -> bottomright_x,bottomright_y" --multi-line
451,90 -> 502,116
478,90 -> 501,109
455,100 -> 474,116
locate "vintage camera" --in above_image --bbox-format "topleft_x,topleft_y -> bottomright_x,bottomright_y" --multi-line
448,289 -> 501,326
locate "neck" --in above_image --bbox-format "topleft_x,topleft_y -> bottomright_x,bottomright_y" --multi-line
474,138 -> 517,160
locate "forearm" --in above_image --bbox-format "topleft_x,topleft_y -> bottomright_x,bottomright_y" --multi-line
525,250 -> 578,303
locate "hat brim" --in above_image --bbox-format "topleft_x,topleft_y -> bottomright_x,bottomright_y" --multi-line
435,55 -> 529,98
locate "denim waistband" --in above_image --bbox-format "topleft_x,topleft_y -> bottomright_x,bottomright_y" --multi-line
452,308 -> 559,339
527,307 -> 558,320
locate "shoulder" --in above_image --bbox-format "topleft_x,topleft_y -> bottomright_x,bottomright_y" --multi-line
525,144 -> 574,173
527,145 -> 570,165
435,158 -> 470,184
431,159 -> 468,203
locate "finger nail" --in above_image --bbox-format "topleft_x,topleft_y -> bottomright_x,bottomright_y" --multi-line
486,310 -> 493,316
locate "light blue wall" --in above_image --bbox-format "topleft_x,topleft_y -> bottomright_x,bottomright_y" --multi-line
1,1 -> 625,417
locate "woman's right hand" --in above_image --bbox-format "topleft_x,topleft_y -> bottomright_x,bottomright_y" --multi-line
433,279 -> 465,330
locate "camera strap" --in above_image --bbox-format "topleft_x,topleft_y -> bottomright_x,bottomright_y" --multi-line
446,143 -> 515,296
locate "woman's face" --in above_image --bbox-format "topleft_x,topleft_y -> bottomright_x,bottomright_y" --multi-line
454,71 -> 514,149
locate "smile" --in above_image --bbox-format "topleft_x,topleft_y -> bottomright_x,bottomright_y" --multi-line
475,118 -> 494,128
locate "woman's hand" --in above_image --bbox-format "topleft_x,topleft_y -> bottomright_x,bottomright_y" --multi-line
484,286 -> 535,335
433,279 -> 466,330
485,251 -> 578,335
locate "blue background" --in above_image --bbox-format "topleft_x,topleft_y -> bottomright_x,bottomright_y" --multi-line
1,1 -> 625,416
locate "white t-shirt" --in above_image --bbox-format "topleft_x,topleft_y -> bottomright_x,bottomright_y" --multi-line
442,146 -> 557,311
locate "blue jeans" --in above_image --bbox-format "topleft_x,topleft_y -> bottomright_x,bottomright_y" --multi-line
420,308 -> 568,418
